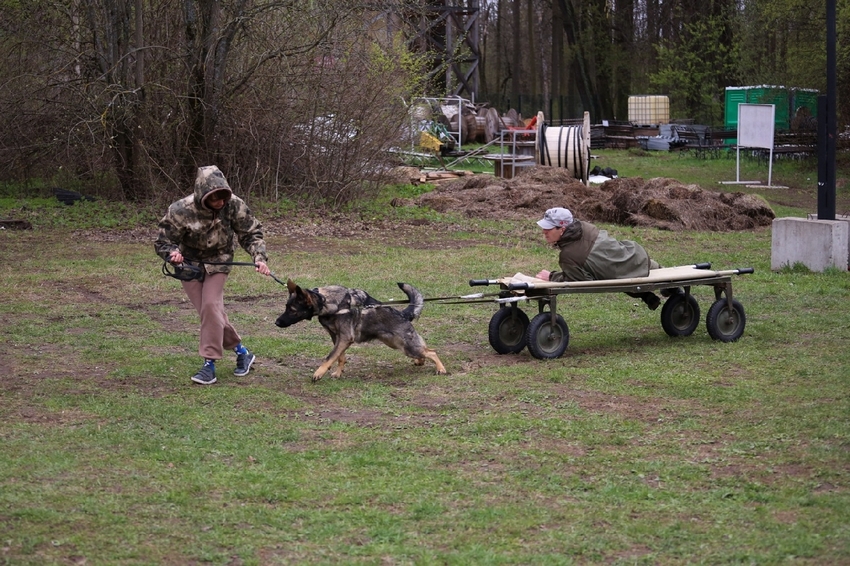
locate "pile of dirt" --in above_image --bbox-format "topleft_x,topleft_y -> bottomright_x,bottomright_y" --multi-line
406,166 -> 775,231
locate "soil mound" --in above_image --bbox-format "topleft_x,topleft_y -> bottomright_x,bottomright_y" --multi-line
412,166 -> 775,231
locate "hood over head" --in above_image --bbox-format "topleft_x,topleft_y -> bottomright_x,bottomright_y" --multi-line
194,165 -> 233,209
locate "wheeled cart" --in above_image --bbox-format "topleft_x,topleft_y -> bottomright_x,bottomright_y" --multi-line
469,263 -> 754,360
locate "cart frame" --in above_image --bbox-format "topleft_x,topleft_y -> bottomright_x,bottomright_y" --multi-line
469,263 -> 754,359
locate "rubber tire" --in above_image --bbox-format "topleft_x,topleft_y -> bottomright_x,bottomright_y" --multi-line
660,293 -> 701,337
706,299 -> 746,342
488,307 -> 530,354
526,312 -> 570,359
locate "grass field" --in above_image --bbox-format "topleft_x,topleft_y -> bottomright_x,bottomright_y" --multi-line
1,151 -> 848,564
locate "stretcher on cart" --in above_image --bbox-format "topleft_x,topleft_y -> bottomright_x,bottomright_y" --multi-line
465,262 -> 754,360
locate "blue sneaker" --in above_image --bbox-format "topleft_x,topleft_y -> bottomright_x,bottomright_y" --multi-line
234,350 -> 256,376
191,362 -> 216,385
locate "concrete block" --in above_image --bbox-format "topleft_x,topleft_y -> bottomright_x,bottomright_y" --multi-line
808,214 -> 850,269
771,217 -> 849,271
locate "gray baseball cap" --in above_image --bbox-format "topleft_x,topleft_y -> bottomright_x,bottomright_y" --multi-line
537,207 -> 574,229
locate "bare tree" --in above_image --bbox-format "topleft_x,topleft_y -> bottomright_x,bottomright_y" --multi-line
510,0 -> 521,103
2,0 -> 843,201
0,0 -> 430,204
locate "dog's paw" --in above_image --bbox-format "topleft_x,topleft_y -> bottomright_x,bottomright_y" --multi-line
312,371 -> 325,382
330,369 -> 343,379
435,368 -> 448,375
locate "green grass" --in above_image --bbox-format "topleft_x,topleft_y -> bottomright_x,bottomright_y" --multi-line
592,147 -> 825,192
1,152 -> 849,564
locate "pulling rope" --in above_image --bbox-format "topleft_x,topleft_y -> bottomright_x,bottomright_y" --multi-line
377,291 -> 507,305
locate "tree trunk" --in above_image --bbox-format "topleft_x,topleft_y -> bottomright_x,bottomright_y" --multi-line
81,0 -> 145,200
525,0 -> 537,101
511,0 -> 521,103
555,0 -> 602,121
182,0 -> 249,178
551,3 -> 563,118
612,0 -> 634,121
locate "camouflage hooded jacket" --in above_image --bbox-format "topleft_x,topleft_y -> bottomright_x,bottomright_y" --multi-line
154,166 -> 268,275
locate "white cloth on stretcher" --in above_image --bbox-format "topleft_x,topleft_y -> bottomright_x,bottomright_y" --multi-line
497,266 -> 732,289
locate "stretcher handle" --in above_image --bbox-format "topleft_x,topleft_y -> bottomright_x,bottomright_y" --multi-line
695,262 -> 712,269
469,279 -> 498,286
737,267 -> 755,274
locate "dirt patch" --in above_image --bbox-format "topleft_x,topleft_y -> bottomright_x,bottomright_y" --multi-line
406,167 -> 776,231
74,168 -> 778,251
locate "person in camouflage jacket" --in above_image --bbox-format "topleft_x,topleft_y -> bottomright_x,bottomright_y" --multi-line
155,165 -> 272,385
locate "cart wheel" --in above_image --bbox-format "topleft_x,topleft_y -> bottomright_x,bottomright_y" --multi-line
706,299 -> 746,342
488,307 -> 530,354
526,312 -> 569,359
660,293 -> 700,337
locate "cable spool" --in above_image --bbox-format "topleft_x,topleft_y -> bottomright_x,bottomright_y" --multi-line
536,118 -> 590,185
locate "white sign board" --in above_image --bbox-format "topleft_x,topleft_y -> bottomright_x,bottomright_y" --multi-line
721,103 -> 780,186
738,104 -> 775,149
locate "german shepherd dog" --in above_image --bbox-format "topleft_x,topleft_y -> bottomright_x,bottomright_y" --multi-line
275,279 -> 447,381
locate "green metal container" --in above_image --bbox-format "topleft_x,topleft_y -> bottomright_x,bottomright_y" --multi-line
724,85 -> 819,138
724,88 -> 748,129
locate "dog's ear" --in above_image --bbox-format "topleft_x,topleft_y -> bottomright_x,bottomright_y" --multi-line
303,288 -> 316,307
287,278 -> 315,307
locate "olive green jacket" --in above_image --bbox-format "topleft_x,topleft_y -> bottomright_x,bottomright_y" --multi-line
549,220 -> 654,282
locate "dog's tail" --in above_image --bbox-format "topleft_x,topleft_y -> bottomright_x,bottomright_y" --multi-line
397,282 -> 424,322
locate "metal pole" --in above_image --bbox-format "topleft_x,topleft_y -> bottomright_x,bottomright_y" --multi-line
817,96 -> 832,217
817,0 -> 837,220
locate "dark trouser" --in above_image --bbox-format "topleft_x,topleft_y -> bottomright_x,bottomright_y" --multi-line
181,272 -> 241,360
626,259 -> 662,306
626,291 -> 660,306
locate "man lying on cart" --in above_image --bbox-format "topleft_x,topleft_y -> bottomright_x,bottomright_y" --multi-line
533,207 -> 678,310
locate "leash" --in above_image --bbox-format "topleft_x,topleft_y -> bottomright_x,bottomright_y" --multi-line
207,261 -> 288,287
162,261 -> 505,305
161,259 -> 287,287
